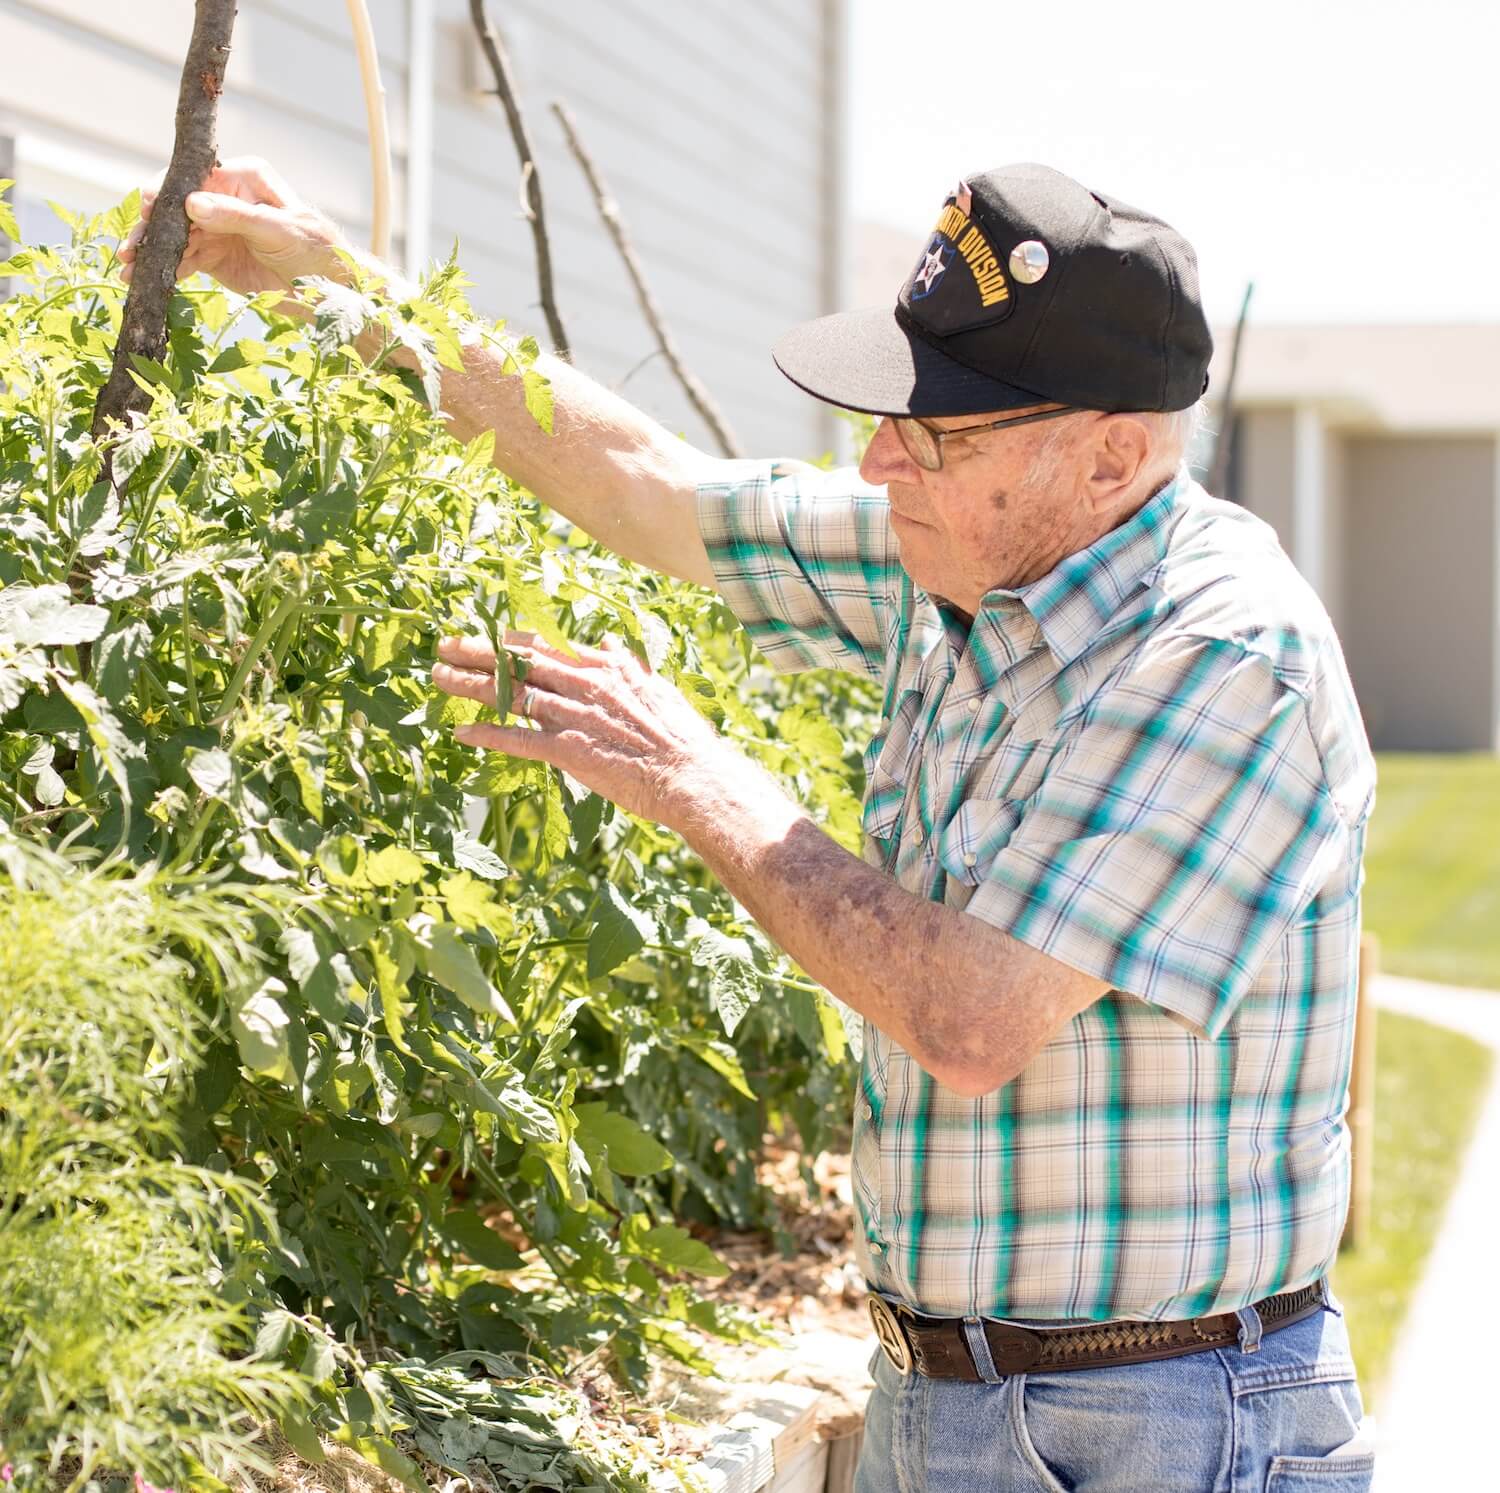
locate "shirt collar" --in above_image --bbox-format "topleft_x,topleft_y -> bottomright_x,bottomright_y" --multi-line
985,471 -> 1187,669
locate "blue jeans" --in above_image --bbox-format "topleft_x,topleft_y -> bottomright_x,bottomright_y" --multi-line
855,1304 -> 1373,1491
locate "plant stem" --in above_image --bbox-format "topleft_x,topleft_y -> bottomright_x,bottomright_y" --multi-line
181,579 -> 201,725
215,590 -> 301,722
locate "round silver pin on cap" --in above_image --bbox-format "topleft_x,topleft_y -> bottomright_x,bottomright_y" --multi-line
1009,240 -> 1050,284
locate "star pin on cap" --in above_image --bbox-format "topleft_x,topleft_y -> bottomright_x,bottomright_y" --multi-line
773,163 -> 1213,418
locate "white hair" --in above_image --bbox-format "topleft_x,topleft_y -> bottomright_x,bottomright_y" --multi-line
1022,399 -> 1205,493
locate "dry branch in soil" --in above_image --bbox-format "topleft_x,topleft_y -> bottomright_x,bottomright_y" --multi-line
551,100 -> 745,459
468,0 -> 569,358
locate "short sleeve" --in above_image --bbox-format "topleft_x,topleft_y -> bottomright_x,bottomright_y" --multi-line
965,636 -> 1354,1039
696,460 -> 898,679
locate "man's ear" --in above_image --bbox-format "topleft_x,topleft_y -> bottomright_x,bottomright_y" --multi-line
1086,416 -> 1152,515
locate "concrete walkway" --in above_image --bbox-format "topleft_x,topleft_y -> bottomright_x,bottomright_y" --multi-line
1368,973 -> 1500,1492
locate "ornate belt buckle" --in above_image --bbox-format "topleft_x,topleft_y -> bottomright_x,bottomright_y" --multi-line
868,1294 -> 913,1376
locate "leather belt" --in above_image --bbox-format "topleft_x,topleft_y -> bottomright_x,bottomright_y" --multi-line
868,1279 -> 1329,1379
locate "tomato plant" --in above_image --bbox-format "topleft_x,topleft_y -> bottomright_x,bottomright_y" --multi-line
0,189 -> 868,1487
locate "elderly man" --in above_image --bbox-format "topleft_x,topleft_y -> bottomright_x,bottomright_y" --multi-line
124,160 -> 1376,1490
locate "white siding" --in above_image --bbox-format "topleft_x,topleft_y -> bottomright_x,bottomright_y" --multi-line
0,0 -> 846,457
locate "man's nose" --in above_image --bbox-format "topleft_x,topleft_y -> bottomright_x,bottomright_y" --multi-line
859,417 -> 920,487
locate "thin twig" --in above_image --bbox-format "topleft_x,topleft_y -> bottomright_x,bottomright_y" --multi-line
551,100 -> 745,459
467,0 -> 569,358
1206,280 -> 1254,501
89,0 -> 238,485
344,0 -> 393,260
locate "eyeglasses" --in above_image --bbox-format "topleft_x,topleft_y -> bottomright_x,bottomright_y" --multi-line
891,404 -> 1079,472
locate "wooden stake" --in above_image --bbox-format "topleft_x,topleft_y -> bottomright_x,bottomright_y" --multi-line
344,0 -> 393,261
89,0 -> 238,484
551,101 -> 745,459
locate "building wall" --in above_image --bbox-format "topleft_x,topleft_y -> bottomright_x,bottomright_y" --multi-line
1236,408 -> 1298,546
0,0 -> 846,458
1342,435 -> 1498,752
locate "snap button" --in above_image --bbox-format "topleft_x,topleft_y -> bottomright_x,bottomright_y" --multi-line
868,1240 -> 885,1255
912,825 -> 925,845
963,852 -> 977,868
862,1102 -> 875,1121
968,695 -> 981,712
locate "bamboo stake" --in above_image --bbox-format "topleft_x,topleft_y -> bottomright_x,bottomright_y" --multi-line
551,101 -> 744,459
468,0 -> 569,358
90,0 -> 238,485
344,0 -> 393,261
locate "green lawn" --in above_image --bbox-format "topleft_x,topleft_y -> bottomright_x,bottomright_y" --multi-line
1331,754 -> 1499,1399
1333,1009 -> 1493,1401
1362,754 -> 1500,989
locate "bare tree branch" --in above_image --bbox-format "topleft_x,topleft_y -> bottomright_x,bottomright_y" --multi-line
90,0 -> 238,483
468,0 -> 569,358
1206,280 -> 1254,501
551,101 -> 744,459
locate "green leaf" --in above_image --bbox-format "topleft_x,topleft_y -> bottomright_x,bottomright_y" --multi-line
439,870 -> 503,933
365,843 -> 426,888
95,620 -> 151,702
688,922 -> 761,1037
186,746 -> 234,801
586,882 -> 657,980
574,1102 -> 672,1176
231,976 -> 292,1080
254,1308 -> 297,1360
521,367 -> 554,434
332,1429 -> 429,1493
278,1409 -> 328,1466
679,1032 -> 757,1099
619,1216 -> 729,1279
411,918 -> 514,1023
437,1209 -> 526,1271
54,674 -> 139,801
0,583 -> 109,646
301,1331 -> 338,1385
450,829 -> 508,881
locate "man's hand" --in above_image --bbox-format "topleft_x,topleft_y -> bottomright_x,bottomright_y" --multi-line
432,632 -> 741,830
119,156 -> 350,297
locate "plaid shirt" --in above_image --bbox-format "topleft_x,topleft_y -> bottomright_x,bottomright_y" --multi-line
698,463 -> 1377,1323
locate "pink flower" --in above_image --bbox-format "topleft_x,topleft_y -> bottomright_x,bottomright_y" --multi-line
133,1476 -> 174,1493
2,1464 -> 13,1483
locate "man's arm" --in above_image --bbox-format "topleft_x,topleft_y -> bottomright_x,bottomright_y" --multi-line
434,633 -> 1110,1095
119,157 -> 721,586
677,758 -> 1111,1097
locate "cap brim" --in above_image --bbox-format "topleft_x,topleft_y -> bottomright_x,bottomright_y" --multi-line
772,306 -> 1050,418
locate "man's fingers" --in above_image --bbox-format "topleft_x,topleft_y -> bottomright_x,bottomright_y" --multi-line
437,635 -> 498,673
212,156 -> 296,210
184,191 -> 296,249
432,661 -> 500,708
454,721 -> 560,762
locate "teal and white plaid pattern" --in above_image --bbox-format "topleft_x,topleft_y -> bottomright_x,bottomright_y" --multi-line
698,463 -> 1377,1322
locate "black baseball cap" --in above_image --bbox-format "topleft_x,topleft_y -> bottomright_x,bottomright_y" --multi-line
773,163 -> 1213,418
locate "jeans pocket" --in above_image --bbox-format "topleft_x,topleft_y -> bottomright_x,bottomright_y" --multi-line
1010,1376 -> 1072,1493
1264,1449 -> 1374,1491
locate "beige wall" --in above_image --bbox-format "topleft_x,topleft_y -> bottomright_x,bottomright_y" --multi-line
1237,408 -> 1298,547
1342,436 -> 1498,752
0,0 -> 847,458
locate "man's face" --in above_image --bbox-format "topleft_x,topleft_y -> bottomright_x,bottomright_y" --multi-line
857,404 -> 1092,614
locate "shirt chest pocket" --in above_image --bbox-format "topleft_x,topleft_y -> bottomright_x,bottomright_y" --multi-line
978,732 -> 1049,802
936,796 -> 1027,887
